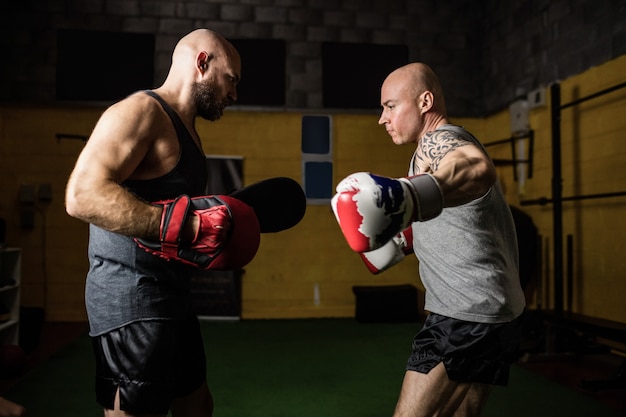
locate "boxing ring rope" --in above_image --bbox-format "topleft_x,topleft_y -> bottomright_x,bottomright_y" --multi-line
521,81 -> 626,318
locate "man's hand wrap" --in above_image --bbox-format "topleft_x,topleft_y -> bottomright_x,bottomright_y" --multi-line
135,195 -> 260,270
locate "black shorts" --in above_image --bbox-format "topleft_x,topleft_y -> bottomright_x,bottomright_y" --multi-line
91,317 -> 207,414
406,312 -> 523,386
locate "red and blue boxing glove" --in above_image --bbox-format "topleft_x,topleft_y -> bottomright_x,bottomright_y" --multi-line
331,172 -> 443,253
359,226 -> 414,274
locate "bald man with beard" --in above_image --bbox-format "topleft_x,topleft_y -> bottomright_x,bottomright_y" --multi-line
65,29 -> 241,417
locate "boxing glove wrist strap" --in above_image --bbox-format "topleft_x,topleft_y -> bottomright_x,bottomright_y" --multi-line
402,174 -> 444,221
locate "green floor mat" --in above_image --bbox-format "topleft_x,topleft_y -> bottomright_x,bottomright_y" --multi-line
3,319 -> 622,417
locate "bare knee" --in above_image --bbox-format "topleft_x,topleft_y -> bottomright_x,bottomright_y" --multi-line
393,364 -> 468,417
393,364 -> 492,417
451,384 -> 492,417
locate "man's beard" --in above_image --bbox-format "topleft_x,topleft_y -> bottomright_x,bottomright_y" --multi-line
192,81 -> 232,121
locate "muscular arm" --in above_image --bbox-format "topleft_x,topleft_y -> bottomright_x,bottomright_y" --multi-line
65,94 -> 173,240
415,129 -> 496,207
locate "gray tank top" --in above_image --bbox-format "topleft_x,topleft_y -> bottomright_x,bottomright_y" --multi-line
409,125 -> 525,323
85,91 -> 208,336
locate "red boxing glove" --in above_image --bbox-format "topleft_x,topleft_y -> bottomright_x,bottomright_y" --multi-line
360,227 -> 414,274
331,172 -> 443,253
135,195 -> 260,270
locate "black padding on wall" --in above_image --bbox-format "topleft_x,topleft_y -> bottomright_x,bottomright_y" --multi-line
229,38 -> 286,106
322,42 -> 409,109
353,284 -> 420,323
56,29 -> 155,102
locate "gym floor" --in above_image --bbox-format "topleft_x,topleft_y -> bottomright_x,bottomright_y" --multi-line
1,321 -> 625,414
517,351 -> 626,412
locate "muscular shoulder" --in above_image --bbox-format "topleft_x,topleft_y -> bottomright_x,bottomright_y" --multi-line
102,91 -> 166,131
416,129 -> 483,172
87,91 -> 173,152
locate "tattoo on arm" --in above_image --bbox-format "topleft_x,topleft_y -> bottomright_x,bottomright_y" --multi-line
417,130 -> 472,172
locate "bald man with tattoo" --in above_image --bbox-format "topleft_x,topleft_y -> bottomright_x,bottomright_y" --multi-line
381,63 -> 525,417
332,63 -> 526,417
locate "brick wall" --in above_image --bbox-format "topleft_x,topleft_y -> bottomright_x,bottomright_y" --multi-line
481,0 -> 626,113
0,0 -> 624,116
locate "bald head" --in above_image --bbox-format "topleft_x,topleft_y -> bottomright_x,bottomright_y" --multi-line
173,29 -> 233,58
379,62 -> 450,144
384,63 -> 447,115
158,29 -> 241,120
170,29 -> 239,76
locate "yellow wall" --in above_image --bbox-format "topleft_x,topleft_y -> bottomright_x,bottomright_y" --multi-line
488,55 -> 626,323
1,54 -> 624,323
0,105 -> 102,321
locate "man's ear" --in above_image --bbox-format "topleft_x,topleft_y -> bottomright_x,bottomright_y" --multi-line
197,51 -> 210,73
420,91 -> 434,114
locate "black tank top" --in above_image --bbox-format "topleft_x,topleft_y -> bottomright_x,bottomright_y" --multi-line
122,90 -> 208,200
86,90 -> 208,336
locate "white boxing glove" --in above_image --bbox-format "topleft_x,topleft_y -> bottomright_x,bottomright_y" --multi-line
360,227 -> 414,274
331,172 -> 442,252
